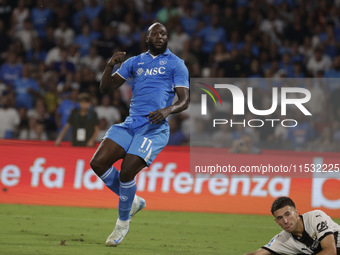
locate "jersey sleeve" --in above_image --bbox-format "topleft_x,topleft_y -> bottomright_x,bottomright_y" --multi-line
311,210 -> 335,241
173,59 -> 189,88
262,232 -> 297,255
115,56 -> 136,80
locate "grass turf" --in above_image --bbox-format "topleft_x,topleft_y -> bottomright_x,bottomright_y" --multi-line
0,204 -> 339,255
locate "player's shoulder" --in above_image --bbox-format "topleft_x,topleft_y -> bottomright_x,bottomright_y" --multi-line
166,49 -> 185,63
124,54 -> 139,64
303,210 -> 328,219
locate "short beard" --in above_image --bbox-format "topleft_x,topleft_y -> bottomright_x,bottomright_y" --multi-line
148,41 -> 168,55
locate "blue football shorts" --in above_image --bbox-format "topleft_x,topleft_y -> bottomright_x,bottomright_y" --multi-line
103,116 -> 169,166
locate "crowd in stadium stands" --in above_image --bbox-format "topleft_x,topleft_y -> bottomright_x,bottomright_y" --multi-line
0,0 -> 340,152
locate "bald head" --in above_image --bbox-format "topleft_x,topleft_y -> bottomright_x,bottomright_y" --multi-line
147,22 -> 167,36
146,22 -> 168,55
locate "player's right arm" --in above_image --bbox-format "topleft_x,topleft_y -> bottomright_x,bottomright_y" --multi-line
244,248 -> 272,255
100,52 -> 126,94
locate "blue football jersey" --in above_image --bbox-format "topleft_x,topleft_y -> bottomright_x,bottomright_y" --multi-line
114,49 -> 189,117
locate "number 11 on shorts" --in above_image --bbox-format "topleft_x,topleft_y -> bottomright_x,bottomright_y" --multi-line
140,137 -> 152,151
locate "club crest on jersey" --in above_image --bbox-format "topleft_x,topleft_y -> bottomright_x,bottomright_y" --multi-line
159,60 -> 167,65
136,68 -> 144,76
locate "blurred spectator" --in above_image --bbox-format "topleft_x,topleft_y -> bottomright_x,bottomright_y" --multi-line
180,5 -> 199,37
54,20 -> 75,47
95,25 -> 121,58
80,45 -> 103,73
292,62 -> 305,78
225,31 -> 245,53
55,88 -> 79,139
0,94 -> 20,138
71,0 -> 86,33
156,0 -> 178,24
30,0 -> 53,38
45,37 -> 64,67
168,25 -> 189,55
259,8 -> 285,44
14,18 -> 37,52
197,16 -> 226,55
41,25 -> 56,52
19,116 -> 48,140
279,53 -> 294,77
0,51 -> 23,87
11,0 -> 29,32
209,42 -> 229,77
52,48 -> 76,82
74,23 -> 93,56
55,92 -> 99,147
26,37 -> 47,64
42,74 -> 59,115
306,47 -> 332,76
89,18 -> 102,41
94,95 -> 121,127
13,64 -> 39,110
27,98 -> 50,125
83,0 -> 103,23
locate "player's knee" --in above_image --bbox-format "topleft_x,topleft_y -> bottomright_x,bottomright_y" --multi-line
119,169 -> 135,183
90,158 -> 105,175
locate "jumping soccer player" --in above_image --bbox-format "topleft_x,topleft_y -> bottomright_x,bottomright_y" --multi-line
90,22 -> 189,246
244,196 -> 340,255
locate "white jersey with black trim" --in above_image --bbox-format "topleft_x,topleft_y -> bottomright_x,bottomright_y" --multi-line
262,210 -> 340,255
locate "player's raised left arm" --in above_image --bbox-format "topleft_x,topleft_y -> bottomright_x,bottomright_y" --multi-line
315,234 -> 337,255
100,52 -> 126,94
148,87 -> 189,124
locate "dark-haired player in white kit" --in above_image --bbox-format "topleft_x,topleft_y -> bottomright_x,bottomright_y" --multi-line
245,197 -> 340,255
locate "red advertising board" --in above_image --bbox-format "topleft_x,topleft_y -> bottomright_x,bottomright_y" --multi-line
0,140 -> 339,217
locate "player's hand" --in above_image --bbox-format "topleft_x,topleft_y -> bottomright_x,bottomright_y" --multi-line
148,108 -> 170,124
107,52 -> 126,67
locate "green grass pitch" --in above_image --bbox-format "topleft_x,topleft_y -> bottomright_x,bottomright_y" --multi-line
1,204 -> 339,255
